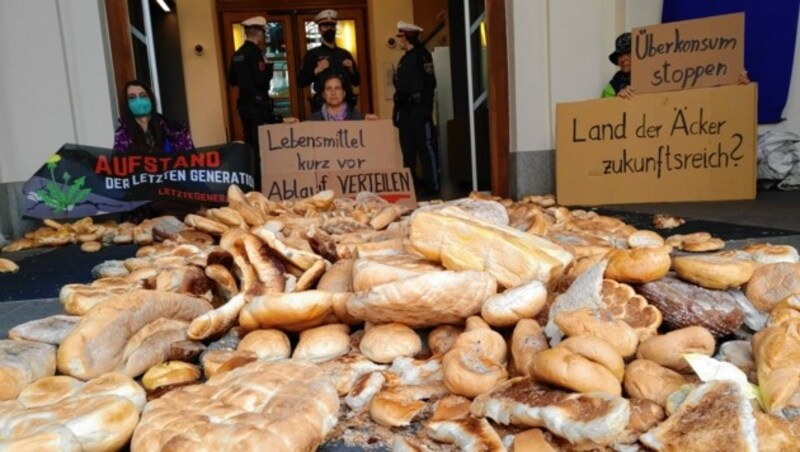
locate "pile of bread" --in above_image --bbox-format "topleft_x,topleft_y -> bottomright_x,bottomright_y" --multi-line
2,185 -> 800,451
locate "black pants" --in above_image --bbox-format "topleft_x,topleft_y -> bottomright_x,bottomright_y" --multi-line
238,99 -> 274,192
397,106 -> 440,193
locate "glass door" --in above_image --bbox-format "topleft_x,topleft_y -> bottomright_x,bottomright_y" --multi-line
295,8 -> 371,119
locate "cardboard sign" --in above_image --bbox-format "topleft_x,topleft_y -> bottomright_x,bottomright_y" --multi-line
631,13 -> 744,94
22,143 -> 256,219
258,120 -> 402,176
555,83 -> 757,205
264,167 -> 417,207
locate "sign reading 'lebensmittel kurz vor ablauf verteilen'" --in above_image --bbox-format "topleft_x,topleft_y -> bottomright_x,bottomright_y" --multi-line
21,143 -> 256,219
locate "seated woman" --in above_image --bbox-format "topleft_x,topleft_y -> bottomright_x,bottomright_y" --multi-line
113,80 -> 194,152
309,74 -> 378,121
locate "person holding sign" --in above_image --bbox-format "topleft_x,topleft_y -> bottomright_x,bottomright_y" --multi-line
393,21 -> 440,196
297,9 -> 360,113
113,80 -> 194,153
309,74 -> 377,121
602,32 -> 634,99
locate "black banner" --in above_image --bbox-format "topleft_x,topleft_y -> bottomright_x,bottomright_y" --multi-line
22,143 -> 255,219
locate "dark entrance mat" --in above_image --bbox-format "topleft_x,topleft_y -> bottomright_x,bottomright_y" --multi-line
590,208 -> 800,242
0,244 -> 138,302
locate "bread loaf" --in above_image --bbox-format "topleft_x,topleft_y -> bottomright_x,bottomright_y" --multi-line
0,339 -> 56,400
292,324 -> 351,363
236,329 -> 291,361
636,326 -> 716,373
481,280 -> 547,327
360,323 -> 421,364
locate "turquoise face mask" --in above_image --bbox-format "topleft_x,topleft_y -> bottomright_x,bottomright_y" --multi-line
128,97 -> 152,117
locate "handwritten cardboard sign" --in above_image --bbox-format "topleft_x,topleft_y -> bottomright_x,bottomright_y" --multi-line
631,13 -> 744,94
264,167 -> 417,207
258,119 -> 402,176
555,83 -> 757,205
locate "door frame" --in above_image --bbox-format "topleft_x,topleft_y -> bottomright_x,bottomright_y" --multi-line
486,0 -> 509,198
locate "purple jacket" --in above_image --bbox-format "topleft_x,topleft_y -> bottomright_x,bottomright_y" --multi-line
113,115 -> 194,153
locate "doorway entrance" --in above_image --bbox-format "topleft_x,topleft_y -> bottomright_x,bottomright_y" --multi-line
218,3 -> 371,141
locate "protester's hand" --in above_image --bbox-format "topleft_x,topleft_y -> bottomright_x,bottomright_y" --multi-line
283,117 -> 299,124
343,59 -> 354,71
738,70 -> 750,85
314,58 -> 330,75
617,86 -> 635,99
365,114 -> 379,120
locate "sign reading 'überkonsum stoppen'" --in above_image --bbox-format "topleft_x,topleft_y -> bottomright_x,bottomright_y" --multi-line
631,13 -> 744,94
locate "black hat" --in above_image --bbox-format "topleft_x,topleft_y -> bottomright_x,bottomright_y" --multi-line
609,32 -> 631,64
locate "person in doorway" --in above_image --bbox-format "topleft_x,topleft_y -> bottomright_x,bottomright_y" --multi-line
393,21 -> 440,196
297,9 -> 360,113
309,74 -> 377,121
228,16 -> 296,191
602,32 -> 634,99
113,80 -> 194,153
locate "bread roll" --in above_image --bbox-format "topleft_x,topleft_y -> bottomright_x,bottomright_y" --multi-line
636,326 -> 715,373
188,293 -> 247,341
431,394 -> 472,421
554,308 -> 639,358
744,243 -> 800,265
673,252 -> 756,290
236,329 -> 291,361
752,318 -> 800,416
0,339 -> 57,400
428,325 -> 463,356
360,323 -> 421,364
115,318 -> 189,377
531,343 -> 621,395
481,280 -> 547,327
346,270 -> 497,328
452,317 -> 507,365
317,259 -> 355,292
292,323 -> 351,363
239,290 -> 335,332
623,359 -> 693,407
605,245 -> 671,284
369,390 -> 426,427
344,371 -> 386,411
442,347 -> 507,398
510,319 -> 549,377
142,361 -> 201,391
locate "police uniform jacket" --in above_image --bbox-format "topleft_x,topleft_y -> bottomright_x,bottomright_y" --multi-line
228,40 -> 274,103
393,45 -> 436,113
297,45 -> 360,94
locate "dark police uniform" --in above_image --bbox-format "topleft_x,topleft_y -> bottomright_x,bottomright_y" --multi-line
228,39 -> 283,190
297,45 -> 360,112
393,45 -> 439,194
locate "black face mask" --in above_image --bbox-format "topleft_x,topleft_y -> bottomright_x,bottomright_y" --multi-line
322,29 -> 336,44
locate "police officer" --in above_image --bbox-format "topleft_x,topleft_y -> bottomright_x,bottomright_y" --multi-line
297,9 -> 360,113
393,21 -> 439,196
228,16 -> 292,191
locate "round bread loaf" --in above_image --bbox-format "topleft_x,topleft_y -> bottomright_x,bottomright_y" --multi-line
672,252 -> 756,290
636,326 -> 715,373
80,241 -> 102,253
627,230 -> 665,248
237,329 -> 291,361
452,317 -> 507,364
292,324 -> 351,363
745,262 -> 800,312
360,323 -> 421,364
744,243 -> 799,265
605,246 -> 671,284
